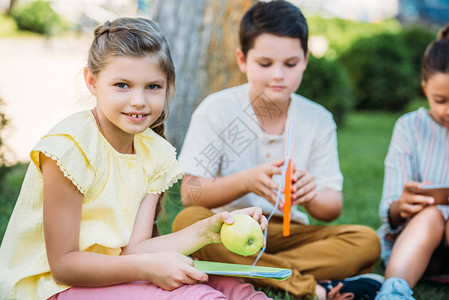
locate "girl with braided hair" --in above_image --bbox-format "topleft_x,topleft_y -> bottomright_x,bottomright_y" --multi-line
0,17 -> 270,300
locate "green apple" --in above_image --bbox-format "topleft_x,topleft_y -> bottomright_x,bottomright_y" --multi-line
220,214 -> 264,256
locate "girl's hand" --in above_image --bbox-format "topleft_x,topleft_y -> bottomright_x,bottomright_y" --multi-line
397,181 -> 435,219
290,165 -> 317,207
243,159 -> 283,206
142,252 -> 208,290
231,206 -> 268,230
203,207 -> 268,244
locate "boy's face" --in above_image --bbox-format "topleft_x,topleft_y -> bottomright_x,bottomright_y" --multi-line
236,33 -> 308,104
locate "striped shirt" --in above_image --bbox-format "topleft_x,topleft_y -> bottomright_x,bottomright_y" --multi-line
378,107 -> 449,263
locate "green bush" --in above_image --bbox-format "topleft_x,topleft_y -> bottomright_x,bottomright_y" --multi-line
297,54 -> 354,126
307,16 -> 402,59
339,33 -> 415,111
0,98 -> 8,182
11,0 -> 65,35
399,25 -> 437,98
0,163 -> 27,242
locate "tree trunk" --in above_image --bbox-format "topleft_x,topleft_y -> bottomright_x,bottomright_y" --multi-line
7,0 -> 17,15
151,0 -> 256,151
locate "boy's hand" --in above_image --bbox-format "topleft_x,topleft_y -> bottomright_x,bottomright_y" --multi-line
397,181 -> 434,219
142,252 -> 208,290
243,159 -> 283,206
290,166 -> 317,206
203,207 -> 268,244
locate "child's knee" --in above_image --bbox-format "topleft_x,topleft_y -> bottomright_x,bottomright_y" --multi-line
351,225 -> 380,245
174,283 -> 227,299
346,226 -> 381,273
409,206 -> 445,234
350,225 -> 381,261
172,206 -> 213,232
417,205 -> 444,222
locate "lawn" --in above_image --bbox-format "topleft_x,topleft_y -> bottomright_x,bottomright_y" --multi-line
1,110 -> 448,299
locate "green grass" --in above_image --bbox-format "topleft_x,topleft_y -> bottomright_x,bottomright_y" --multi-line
335,111 -> 400,228
1,111 -> 448,299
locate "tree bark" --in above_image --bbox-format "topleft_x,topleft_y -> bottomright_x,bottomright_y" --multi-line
151,0 -> 256,151
7,0 -> 17,15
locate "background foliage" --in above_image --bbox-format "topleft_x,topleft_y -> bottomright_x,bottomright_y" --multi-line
307,17 -> 402,59
339,32 -> 415,111
0,6 -> 447,300
297,54 -> 354,126
11,0 -> 66,35
399,25 -> 438,98
0,98 -> 8,183
294,18 -> 436,124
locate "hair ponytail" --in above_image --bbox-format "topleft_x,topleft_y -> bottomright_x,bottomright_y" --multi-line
150,110 -> 167,139
421,24 -> 449,82
438,24 -> 449,40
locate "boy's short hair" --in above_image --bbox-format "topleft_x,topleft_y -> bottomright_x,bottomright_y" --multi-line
239,0 -> 308,57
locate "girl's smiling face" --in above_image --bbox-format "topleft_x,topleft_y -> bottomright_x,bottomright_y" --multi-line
85,55 -> 167,143
236,33 -> 308,105
423,72 -> 449,129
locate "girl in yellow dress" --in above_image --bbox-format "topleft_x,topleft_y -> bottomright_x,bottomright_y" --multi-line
0,17 -> 269,300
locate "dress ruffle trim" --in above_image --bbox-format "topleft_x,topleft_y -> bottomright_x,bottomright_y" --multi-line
42,133 -> 98,176
40,150 -> 88,196
148,147 -> 184,194
150,148 -> 178,180
150,171 -> 183,195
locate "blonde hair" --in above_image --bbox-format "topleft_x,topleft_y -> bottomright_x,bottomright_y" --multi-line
87,17 -> 175,138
